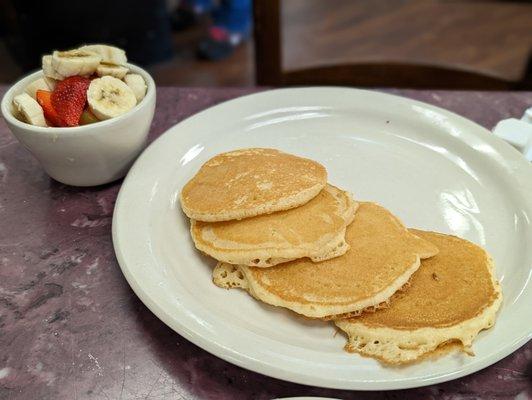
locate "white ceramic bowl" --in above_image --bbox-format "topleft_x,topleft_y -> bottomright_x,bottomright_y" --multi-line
0,64 -> 155,186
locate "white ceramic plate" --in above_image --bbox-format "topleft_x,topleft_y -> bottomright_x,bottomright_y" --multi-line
112,88 -> 532,390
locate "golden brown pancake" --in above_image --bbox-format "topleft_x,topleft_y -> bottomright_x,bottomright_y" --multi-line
335,230 -> 502,365
213,202 -> 438,319
191,185 -> 357,267
180,148 -> 327,222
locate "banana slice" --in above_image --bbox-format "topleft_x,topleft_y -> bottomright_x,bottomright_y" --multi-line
123,74 -> 147,103
96,64 -> 129,79
87,76 -> 137,120
43,76 -> 57,91
51,50 -> 101,77
79,44 -> 127,66
25,78 -> 50,99
13,93 -> 47,127
42,55 -> 64,80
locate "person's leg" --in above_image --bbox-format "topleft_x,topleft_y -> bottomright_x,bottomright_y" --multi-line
171,0 -> 214,31
198,0 -> 252,61
213,0 -> 251,37
183,0 -> 215,14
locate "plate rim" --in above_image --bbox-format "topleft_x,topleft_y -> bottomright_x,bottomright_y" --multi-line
112,87 -> 532,390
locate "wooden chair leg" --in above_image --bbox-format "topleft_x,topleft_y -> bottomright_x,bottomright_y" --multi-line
520,53 -> 532,90
253,0 -> 283,85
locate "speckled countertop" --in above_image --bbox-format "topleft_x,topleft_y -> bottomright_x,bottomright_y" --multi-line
0,87 -> 530,400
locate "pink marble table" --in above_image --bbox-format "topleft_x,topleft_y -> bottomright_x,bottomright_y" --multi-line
0,87 -> 531,400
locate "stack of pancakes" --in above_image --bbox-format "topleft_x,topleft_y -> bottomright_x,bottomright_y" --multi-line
180,148 -> 502,365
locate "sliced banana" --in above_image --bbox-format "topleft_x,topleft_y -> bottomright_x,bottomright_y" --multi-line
43,76 -> 57,91
25,78 -> 50,99
96,64 -> 129,79
51,50 -> 101,77
79,44 -> 127,66
11,105 -> 23,121
42,55 -> 64,80
13,93 -> 47,127
87,76 -> 137,120
123,74 -> 147,103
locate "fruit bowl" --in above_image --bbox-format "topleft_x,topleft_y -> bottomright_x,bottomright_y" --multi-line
0,63 -> 155,186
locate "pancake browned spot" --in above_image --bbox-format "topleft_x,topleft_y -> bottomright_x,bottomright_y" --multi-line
335,230 -> 502,365
213,202 -> 438,319
181,148 -> 327,222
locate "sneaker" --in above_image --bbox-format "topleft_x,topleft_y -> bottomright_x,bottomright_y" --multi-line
197,26 -> 246,61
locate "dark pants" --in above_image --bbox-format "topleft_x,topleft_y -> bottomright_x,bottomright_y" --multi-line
3,0 -> 174,72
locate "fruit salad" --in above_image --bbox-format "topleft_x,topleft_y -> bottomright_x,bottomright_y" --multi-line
12,44 -> 147,127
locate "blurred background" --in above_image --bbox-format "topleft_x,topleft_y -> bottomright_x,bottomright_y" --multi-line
1,0 -> 531,89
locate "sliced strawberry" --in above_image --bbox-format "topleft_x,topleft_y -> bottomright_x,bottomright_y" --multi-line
36,90 -> 63,127
51,76 -> 91,127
